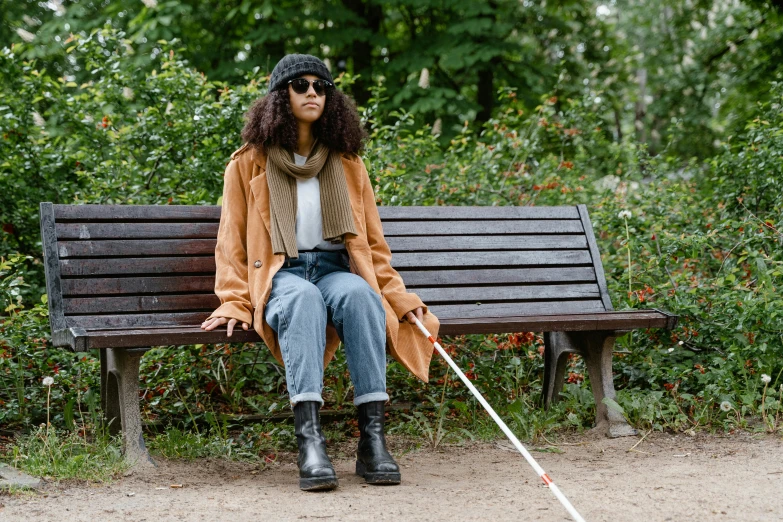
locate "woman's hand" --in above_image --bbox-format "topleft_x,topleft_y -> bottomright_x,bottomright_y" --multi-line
404,307 -> 425,324
201,316 -> 249,337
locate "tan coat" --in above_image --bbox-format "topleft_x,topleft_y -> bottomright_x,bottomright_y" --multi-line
206,144 -> 440,382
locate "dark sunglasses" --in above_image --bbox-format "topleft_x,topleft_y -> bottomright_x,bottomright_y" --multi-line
287,77 -> 333,96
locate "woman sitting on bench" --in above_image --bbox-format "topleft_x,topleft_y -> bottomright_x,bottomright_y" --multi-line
200,53 -> 439,491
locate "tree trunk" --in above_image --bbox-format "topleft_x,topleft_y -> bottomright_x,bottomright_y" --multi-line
476,65 -> 495,123
344,0 -> 383,107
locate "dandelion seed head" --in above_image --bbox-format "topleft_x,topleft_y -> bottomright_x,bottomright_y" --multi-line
122,87 -> 134,100
719,400 -> 732,412
618,210 -> 632,219
761,374 -> 771,384
142,0 -> 158,8
678,340 -> 684,346
667,347 -> 674,353
43,376 -> 54,386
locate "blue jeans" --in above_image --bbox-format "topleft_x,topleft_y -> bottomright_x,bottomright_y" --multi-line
264,250 -> 389,408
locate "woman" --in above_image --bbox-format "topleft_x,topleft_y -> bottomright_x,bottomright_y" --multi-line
200,54 -> 440,491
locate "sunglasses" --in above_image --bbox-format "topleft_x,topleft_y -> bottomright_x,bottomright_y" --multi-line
287,77 -> 333,96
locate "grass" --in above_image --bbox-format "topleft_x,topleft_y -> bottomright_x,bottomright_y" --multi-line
4,427 -> 129,483
10,378 -> 741,489
147,424 -> 263,461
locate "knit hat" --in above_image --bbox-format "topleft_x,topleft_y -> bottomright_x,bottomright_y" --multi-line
268,54 -> 333,92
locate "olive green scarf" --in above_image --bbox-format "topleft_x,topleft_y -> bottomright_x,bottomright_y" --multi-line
265,139 -> 357,258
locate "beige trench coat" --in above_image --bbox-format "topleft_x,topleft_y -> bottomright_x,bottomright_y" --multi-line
205,143 -> 440,382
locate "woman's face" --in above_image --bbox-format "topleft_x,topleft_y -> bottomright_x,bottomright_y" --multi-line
288,74 -> 326,124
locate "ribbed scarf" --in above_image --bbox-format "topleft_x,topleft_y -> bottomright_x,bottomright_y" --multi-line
265,139 -> 357,258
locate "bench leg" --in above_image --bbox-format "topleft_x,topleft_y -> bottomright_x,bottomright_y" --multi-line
102,348 -> 155,467
579,331 -> 637,438
100,349 -> 122,436
542,332 -> 576,408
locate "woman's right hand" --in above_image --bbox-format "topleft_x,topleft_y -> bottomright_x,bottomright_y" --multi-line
201,316 -> 249,337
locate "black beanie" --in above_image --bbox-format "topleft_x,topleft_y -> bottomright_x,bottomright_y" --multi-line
268,54 -> 334,92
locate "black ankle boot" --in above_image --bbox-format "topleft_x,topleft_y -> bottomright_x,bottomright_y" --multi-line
355,401 -> 401,485
293,401 -> 338,491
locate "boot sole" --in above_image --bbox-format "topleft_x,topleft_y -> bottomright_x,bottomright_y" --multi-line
299,475 -> 339,491
355,460 -> 401,485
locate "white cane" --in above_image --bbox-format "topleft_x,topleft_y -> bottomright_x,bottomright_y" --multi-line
411,317 -> 586,522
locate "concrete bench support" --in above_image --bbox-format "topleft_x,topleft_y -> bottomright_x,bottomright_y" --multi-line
101,348 -> 155,467
543,331 -> 637,438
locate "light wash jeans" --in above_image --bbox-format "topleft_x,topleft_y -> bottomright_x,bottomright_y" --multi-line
264,249 -> 389,408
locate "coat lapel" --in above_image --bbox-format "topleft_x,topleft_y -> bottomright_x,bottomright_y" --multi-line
248,147 -> 271,235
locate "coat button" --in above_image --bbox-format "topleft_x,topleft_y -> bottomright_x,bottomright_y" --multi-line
254,260 -> 262,268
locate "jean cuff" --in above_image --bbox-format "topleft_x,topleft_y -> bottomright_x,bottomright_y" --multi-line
290,392 -> 324,408
354,392 -> 390,406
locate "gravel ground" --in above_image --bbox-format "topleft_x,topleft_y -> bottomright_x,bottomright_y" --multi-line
2,431 -> 782,521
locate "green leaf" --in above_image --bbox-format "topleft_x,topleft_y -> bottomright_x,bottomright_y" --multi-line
601,397 -> 626,416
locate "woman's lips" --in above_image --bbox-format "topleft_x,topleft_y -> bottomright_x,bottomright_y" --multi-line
304,102 -> 319,108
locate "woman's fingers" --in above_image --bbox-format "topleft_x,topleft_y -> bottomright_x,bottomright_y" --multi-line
404,307 -> 424,323
201,316 -> 226,330
200,317 -> 248,336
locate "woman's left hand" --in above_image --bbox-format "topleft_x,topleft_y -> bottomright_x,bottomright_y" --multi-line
404,307 -> 424,324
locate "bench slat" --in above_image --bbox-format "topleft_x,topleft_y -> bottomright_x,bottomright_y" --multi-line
58,220 -> 585,239
55,204 -> 581,222
414,284 -> 601,303
53,204 -> 220,221
386,235 -> 588,251
398,267 -> 597,286
390,250 -> 592,268
382,220 -> 584,236
58,239 -> 216,258
56,223 -> 219,240
437,310 -> 674,336
64,301 -> 609,329
378,206 -> 580,220
57,236 -> 587,258
64,310 -> 671,350
60,256 -> 215,277
429,300 -> 607,319
63,251 -> 593,275
66,311 -> 210,329
61,276 -> 215,296
63,294 -> 219,314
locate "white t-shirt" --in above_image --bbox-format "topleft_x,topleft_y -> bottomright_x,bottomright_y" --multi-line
294,152 -> 346,251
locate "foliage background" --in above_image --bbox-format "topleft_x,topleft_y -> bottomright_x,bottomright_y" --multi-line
1,0 -> 782,460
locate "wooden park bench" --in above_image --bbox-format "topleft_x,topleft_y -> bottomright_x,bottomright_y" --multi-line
40,202 -> 677,465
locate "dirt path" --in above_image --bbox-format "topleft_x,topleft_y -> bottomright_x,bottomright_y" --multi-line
3,432 -> 782,521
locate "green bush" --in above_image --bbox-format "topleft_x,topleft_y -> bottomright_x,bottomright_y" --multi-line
1,27 -> 781,451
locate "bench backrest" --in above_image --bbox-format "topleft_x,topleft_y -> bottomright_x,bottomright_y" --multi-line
40,203 -> 613,336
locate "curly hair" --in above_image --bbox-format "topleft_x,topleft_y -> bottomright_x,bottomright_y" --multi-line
240,85 -> 368,156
